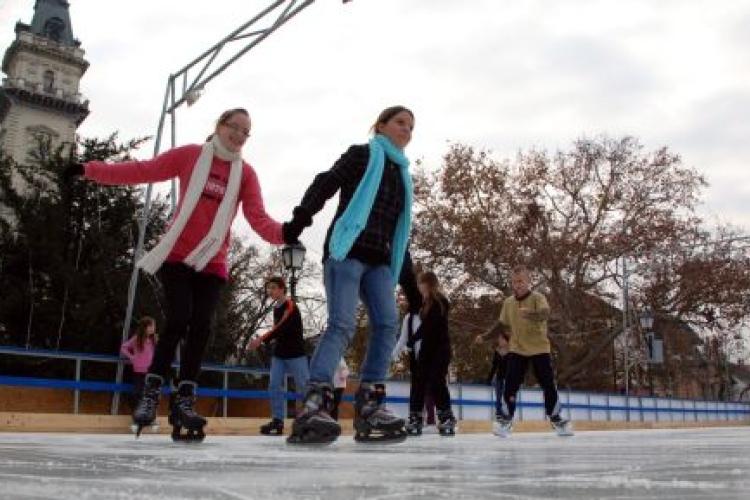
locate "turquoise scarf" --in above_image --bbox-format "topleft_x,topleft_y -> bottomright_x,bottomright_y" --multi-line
328,134 -> 413,284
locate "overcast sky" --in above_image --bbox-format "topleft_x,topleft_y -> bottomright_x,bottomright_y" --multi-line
2,0 -> 749,259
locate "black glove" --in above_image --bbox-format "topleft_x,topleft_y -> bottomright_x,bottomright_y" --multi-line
282,206 -> 312,244
62,162 -> 84,183
282,222 -> 303,244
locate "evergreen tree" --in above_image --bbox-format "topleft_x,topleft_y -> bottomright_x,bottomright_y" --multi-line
0,135 -> 169,376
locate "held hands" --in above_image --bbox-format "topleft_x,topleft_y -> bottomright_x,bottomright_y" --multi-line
247,337 -> 263,350
282,206 -> 313,244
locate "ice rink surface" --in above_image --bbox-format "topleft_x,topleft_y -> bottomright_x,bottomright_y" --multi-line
1,427 -> 749,499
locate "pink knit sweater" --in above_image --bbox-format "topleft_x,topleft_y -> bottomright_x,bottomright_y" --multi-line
84,144 -> 284,278
120,336 -> 156,374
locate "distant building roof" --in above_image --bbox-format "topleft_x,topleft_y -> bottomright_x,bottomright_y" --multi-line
14,0 -> 80,48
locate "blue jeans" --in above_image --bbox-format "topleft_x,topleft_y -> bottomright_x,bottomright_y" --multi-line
269,355 -> 309,420
309,258 -> 398,386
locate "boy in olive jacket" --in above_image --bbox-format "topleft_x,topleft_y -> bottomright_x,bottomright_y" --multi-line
476,265 -> 572,437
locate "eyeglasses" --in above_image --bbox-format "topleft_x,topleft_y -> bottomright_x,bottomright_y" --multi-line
223,122 -> 251,138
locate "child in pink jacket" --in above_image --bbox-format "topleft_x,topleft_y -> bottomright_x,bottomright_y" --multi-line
120,316 -> 157,416
66,108 -> 290,436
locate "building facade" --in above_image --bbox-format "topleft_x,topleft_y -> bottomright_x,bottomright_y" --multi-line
0,0 -> 88,163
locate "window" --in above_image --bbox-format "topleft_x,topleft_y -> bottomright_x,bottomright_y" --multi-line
43,18 -> 65,42
43,70 -> 55,93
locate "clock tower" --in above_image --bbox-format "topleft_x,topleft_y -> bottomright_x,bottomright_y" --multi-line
0,0 -> 89,163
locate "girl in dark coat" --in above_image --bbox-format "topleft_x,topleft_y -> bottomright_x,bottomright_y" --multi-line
406,271 -> 456,436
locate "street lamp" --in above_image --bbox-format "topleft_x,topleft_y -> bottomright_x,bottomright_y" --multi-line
640,306 -> 654,331
281,243 -> 306,300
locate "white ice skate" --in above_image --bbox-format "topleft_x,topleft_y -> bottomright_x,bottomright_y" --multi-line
551,418 -> 574,437
131,422 -> 159,434
492,417 -> 513,438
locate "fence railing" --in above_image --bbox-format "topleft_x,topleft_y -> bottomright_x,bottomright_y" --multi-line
2,346 -> 749,422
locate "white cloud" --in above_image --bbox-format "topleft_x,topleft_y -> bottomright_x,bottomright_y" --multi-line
2,0 -> 749,251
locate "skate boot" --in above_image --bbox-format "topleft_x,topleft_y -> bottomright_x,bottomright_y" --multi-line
550,415 -> 574,437
169,380 -> 207,443
437,409 -> 457,436
353,383 -> 407,443
132,374 -> 163,438
405,412 -> 423,436
287,383 -> 341,445
492,415 -> 513,438
260,418 -> 284,436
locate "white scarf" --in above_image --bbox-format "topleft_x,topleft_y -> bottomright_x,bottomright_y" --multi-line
137,135 -> 243,274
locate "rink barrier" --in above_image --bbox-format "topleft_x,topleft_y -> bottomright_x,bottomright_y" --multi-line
1,345 -> 749,422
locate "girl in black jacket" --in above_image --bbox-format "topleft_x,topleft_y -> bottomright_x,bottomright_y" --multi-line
406,271 -> 456,436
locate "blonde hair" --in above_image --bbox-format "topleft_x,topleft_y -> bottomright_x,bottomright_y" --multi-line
511,265 -> 531,279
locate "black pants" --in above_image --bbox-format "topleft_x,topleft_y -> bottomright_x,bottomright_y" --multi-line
330,388 -> 344,420
129,372 -> 146,410
149,262 -> 225,382
409,352 -> 452,414
501,352 -> 561,419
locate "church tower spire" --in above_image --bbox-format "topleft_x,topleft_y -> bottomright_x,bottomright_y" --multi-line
0,0 -> 89,163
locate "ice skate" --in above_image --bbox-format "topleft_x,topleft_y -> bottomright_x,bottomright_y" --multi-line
132,374 -> 163,438
260,418 -> 284,436
287,384 -> 341,445
550,416 -> 574,437
437,409 -> 457,437
169,380 -> 206,443
405,412 -> 423,436
131,422 -> 160,434
492,416 -> 513,438
353,383 -> 407,444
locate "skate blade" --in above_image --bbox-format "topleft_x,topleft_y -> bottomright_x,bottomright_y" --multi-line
286,432 -> 337,446
354,429 -> 408,444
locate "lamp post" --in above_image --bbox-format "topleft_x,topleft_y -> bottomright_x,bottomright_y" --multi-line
640,306 -> 655,395
281,243 -> 306,300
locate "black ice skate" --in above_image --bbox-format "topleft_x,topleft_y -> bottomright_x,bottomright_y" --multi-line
260,418 -> 284,436
169,380 -> 207,443
286,384 -> 341,445
437,409 -> 457,437
550,415 -> 574,437
405,412 -> 423,436
353,383 -> 407,444
132,374 -> 163,438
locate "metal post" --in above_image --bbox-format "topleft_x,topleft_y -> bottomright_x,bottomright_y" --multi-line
289,268 -> 297,301
74,358 -> 81,414
622,256 -> 630,421
223,371 -> 229,418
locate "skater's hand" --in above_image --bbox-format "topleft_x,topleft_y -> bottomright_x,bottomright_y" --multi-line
247,337 -> 263,350
282,222 -> 303,244
282,206 -> 312,244
62,162 -> 84,184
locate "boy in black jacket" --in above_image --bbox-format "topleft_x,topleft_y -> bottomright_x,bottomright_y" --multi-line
249,276 -> 309,435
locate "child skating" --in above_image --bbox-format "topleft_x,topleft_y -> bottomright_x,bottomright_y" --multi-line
405,272 -> 456,436
477,265 -> 573,437
248,276 -> 309,436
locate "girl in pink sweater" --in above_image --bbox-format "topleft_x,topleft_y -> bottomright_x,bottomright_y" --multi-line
120,316 -> 157,416
68,108 -> 286,436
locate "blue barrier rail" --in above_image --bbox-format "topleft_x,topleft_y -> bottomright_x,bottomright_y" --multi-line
2,346 -> 749,421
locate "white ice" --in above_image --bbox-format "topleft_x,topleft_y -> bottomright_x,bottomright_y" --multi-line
1,427 -> 749,499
